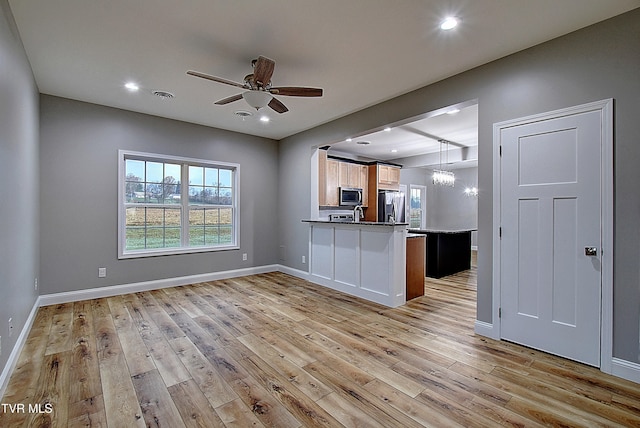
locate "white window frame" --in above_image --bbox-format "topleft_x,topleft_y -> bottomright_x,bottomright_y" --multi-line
118,150 -> 240,259
409,184 -> 427,229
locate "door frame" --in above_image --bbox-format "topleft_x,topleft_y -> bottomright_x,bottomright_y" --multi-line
491,99 -> 613,373
409,184 -> 427,229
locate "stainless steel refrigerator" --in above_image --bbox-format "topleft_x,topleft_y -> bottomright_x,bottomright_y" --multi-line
377,190 -> 406,223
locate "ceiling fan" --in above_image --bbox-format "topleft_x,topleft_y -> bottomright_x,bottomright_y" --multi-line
187,56 -> 323,114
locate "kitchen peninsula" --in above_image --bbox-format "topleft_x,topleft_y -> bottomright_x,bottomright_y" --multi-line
303,220 -> 408,307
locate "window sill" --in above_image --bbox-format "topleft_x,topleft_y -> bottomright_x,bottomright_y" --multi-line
118,244 -> 240,259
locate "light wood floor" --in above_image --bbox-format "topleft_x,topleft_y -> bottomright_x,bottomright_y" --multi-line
2,265 -> 640,427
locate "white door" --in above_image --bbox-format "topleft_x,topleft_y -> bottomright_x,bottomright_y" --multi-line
500,109 -> 602,366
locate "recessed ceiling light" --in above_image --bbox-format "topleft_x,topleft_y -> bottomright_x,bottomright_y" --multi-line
391,149 -> 398,153
124,82 -> 139,92
384,127 -> 391,132
440,17 -> 458,30
259,116 -> 270,123
346,138 -> 352,142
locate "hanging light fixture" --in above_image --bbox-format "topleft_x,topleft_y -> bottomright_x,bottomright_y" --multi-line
433,139 -> 455,186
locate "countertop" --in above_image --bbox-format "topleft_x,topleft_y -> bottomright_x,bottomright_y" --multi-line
302,219 -> 409,226
408,228 -> 477,234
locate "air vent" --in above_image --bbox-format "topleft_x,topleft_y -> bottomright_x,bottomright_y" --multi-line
356,141 -> 371,145
152,90 -> 174,99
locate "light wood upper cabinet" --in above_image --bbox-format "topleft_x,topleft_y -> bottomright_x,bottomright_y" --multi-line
319,150 -> 370,207
338,161 -> 368,206
319,150 -> 339,206
378,164 -> 401,190
360,165 -> 369,207
339,162 -> 362,188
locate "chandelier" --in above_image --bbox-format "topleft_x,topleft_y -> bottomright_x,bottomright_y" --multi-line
433,139 -> 455,186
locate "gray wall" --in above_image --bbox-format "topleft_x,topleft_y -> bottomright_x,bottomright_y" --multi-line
0,0 -> 39,376
279,9 -> 640,363
425,167 -> 478,230
39,95 -> 279,294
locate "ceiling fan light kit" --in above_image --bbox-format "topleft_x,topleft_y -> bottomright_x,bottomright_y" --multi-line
187,55 -> 323,114
242,90 -> 272,110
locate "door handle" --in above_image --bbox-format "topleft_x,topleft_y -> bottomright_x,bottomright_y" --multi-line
584,247 -> 598,256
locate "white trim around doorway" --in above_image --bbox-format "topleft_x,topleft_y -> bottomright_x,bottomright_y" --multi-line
486,99 -> 614,375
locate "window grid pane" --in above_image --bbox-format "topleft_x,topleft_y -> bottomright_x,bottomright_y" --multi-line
125,207 -> 182,250
125,160 -> 182,204
187,207 -> 234,247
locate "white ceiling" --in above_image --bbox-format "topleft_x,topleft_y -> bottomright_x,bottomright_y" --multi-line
8,0 -> 639,142
330,102 -> 478,164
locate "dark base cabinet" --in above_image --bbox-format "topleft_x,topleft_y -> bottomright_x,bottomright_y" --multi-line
409,230 -> 473,279
426,231 -> 471,278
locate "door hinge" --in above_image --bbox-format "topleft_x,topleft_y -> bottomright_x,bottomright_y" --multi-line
499,307 -> 502,318
499,227 -> 502,238
499,145 -> 502,156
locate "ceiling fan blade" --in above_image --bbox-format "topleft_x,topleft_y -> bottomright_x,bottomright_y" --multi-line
253,56 -> 275,87
214,93 -> 243,105
187,70 -> 246,88
268,97 -> 289,114
270,87 -> 323,97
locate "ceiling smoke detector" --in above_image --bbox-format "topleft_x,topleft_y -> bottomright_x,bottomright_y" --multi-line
152,90 -> 174,99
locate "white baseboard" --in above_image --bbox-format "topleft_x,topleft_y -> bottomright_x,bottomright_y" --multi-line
611,357 -> 640,384
0,298 -> 40,399
278,264 -> 310,280
38,264 -> 280,307
474,320 -> 499,340
473,322 -> 640,385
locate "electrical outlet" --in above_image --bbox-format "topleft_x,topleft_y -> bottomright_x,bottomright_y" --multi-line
242,253 -> 248,261
8,318 -> 13,338
98,267 -> 106,278
302,255 -> 306,264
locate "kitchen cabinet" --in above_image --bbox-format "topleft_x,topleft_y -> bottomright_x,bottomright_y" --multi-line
406,235 -> 426,300
378,164 -> 401,190
339,162 -> 361,188
318,150 -> 339,206
408,229 -> 473,278
364,163 -> 401,221
320,151 -> 369,207
360,165 -> 369,207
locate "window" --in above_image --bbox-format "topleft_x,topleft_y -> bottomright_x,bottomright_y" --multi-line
118,150 -> 239,258
409,185 -> 426,229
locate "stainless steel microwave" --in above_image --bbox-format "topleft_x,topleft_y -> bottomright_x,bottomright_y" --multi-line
339,187 -> 362,206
